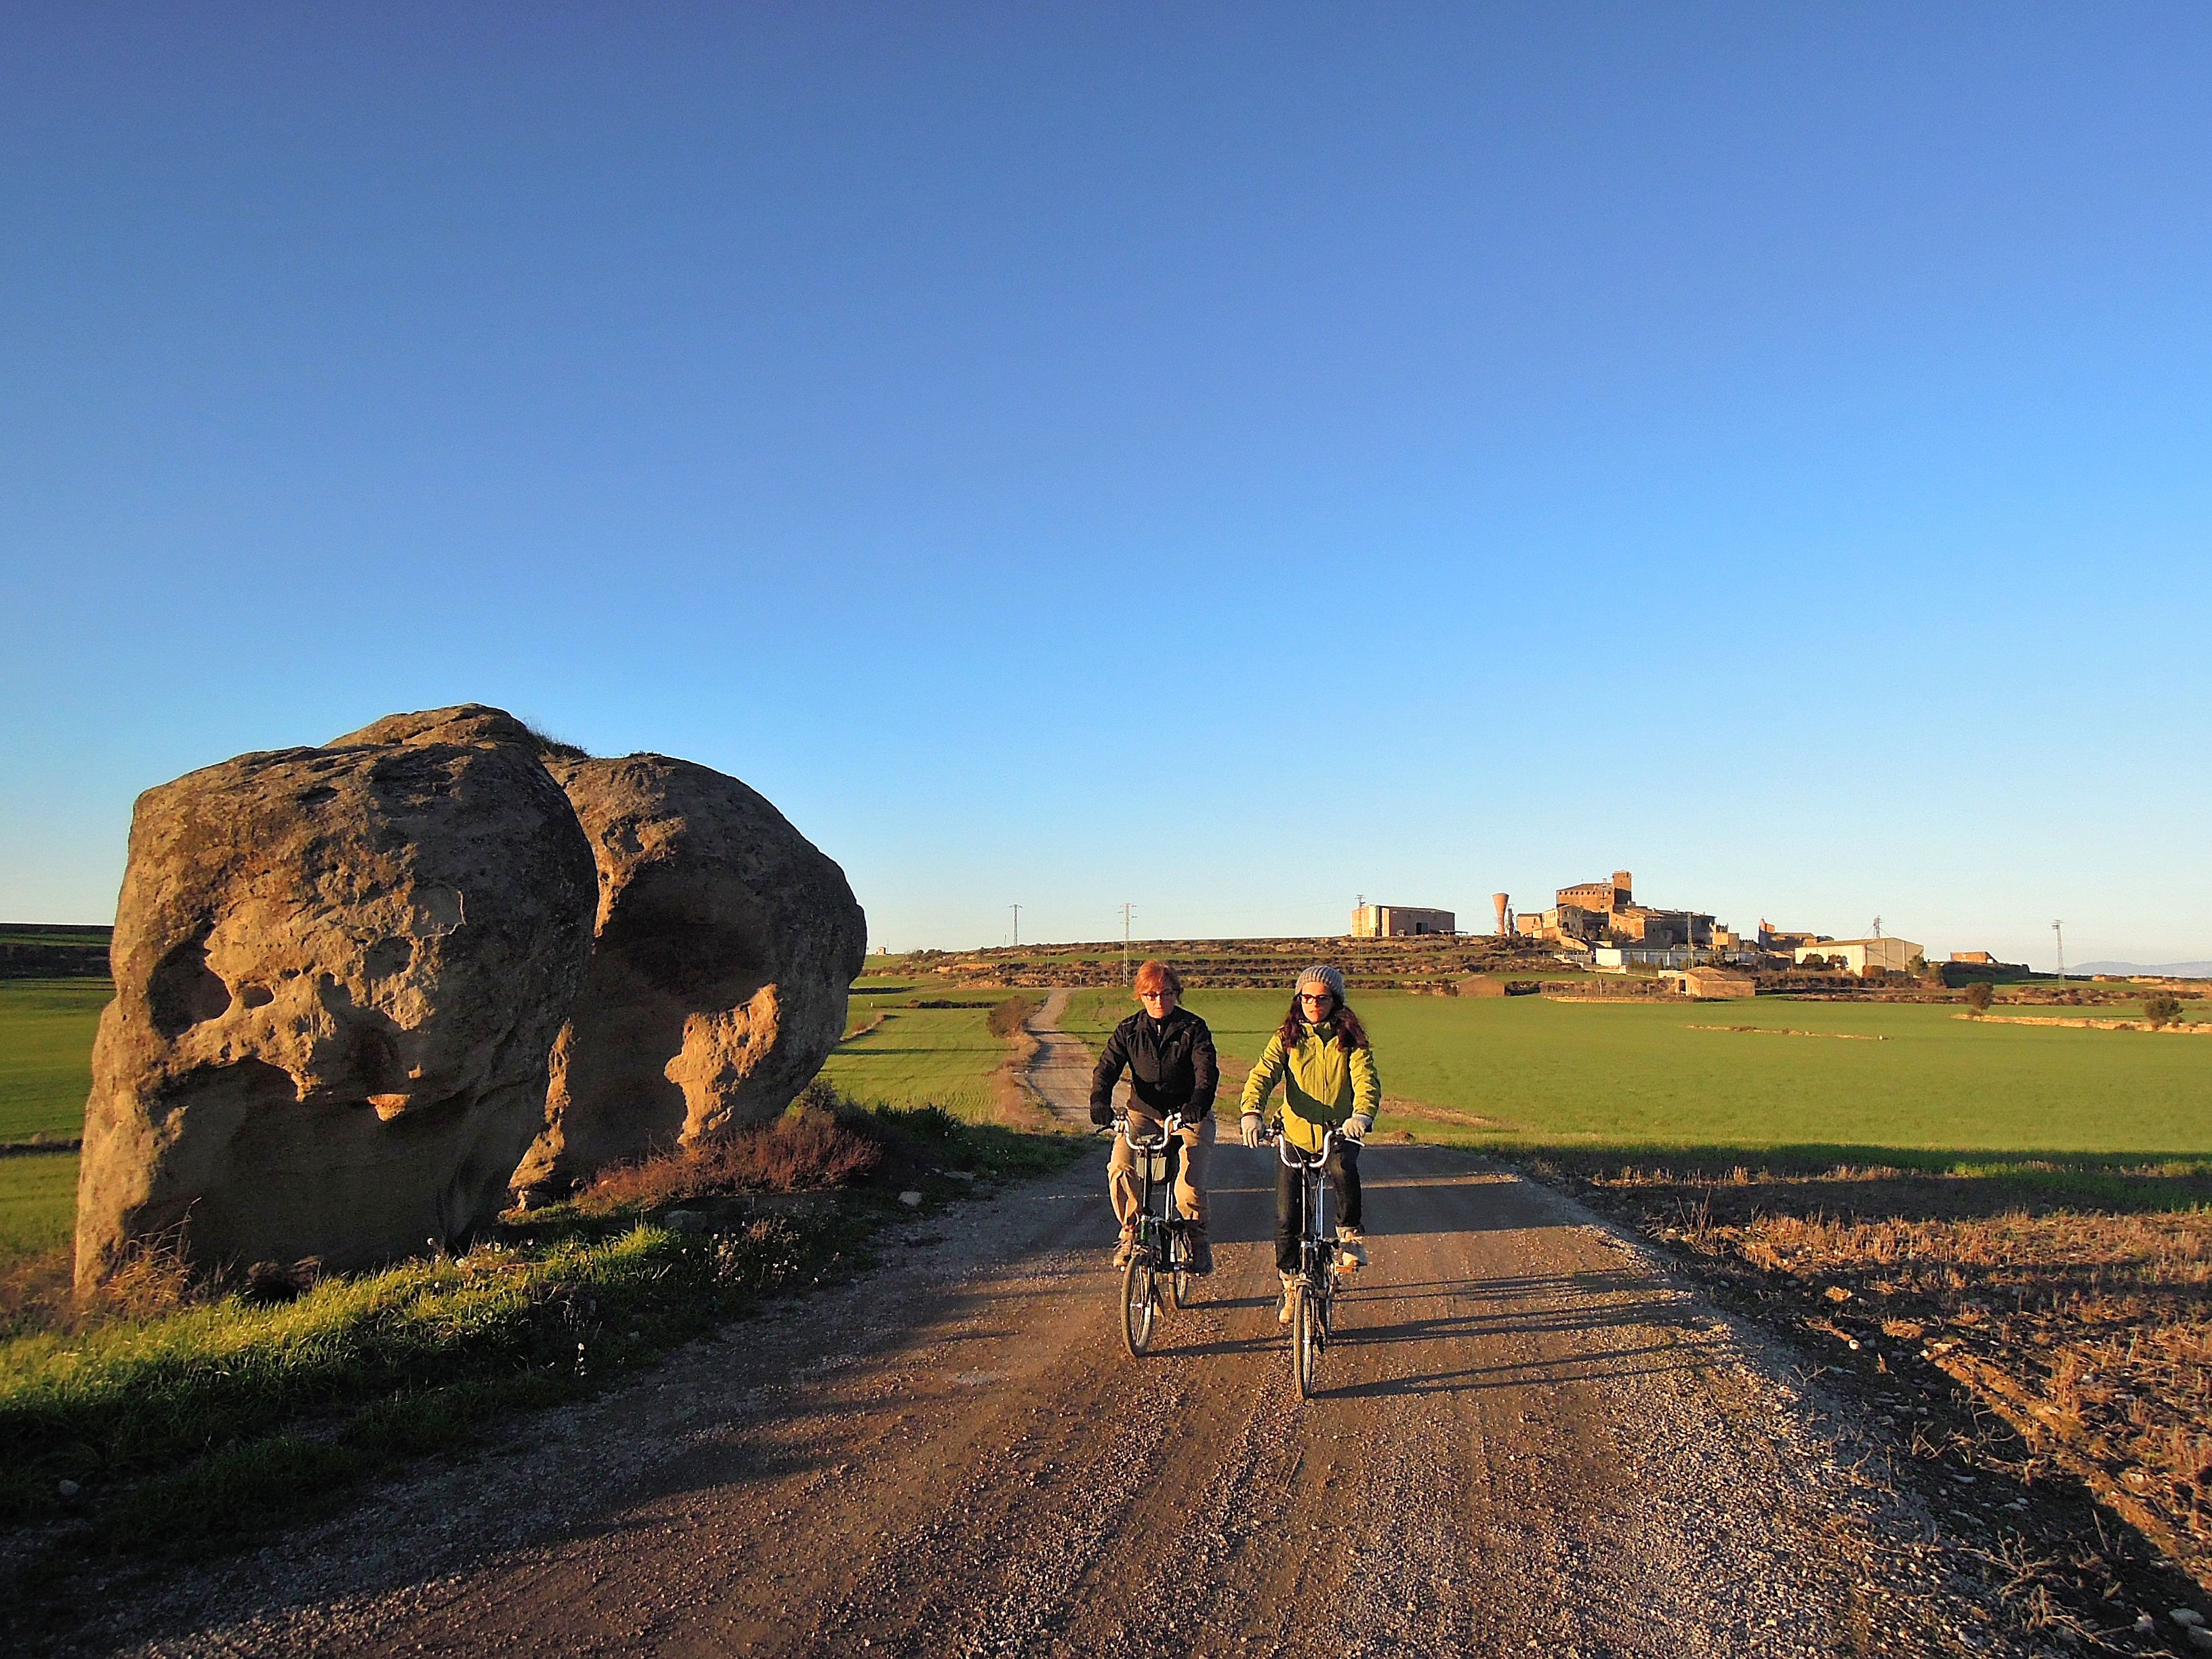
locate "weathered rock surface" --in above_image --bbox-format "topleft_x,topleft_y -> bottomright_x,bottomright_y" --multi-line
511,755 -> 867,1195
75,718 -> 596,1294
329,704 -> 573,755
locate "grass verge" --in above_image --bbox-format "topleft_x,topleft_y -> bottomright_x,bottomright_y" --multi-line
0,1084 -> 1082,1580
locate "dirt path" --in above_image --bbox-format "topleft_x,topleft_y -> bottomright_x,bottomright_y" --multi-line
1017,988 -> 1094,1129
47,1001 -> 2021,1658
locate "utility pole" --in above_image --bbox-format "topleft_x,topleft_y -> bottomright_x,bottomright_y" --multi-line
1871,916 -> 1883,939
1010,903 -> 1021,947
2053,920 -> 2065,983
1120,902 -> 1136,984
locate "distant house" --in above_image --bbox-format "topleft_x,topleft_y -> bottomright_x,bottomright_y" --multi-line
1793,937 -> 1923,976
1352,904 -> 1456,938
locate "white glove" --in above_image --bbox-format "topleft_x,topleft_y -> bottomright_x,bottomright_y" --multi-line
1344,1113 -> 1372,1142
1241,1113 -> 1263,1149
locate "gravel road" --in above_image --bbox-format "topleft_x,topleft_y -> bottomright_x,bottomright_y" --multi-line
43,1002 -> 2036,1658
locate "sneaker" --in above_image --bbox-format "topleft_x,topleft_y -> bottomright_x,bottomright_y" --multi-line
1112,1228 -> 1136,1269
1185,1235 -> 1214,1275
1336,1227 -> 1368,1271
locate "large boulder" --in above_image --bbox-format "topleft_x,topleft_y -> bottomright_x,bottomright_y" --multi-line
75,715 -> 596,1294
510,755 -> 867,1195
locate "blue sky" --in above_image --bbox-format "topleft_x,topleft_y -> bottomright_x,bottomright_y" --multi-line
3,4 -> 2207,967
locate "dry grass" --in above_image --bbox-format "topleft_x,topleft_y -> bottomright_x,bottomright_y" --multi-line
991,1025 -> 1057,1132
2,1227 -> 211,1343
575,1096 -> 886,1214
1560,1152 -> 2212,1595
1735,1206 -> 2211,1568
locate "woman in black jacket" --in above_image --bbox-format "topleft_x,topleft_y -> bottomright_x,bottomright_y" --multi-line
1089,959 -> 1218,1273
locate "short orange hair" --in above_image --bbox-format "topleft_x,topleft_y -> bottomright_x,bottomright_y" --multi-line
1133,959 -> 1182,996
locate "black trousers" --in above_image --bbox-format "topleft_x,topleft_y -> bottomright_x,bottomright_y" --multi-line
1275,1141 -> 1361,1274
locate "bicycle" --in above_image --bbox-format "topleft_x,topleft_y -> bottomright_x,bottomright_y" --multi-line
1114,1113 -> 1197,1357
1271,1124 -> 1349,1399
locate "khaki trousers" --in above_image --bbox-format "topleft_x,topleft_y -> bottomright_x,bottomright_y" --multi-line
1109,1120 -> 1210,1236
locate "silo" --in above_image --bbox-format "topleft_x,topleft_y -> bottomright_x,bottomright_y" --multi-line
1492,893 -> 1511,935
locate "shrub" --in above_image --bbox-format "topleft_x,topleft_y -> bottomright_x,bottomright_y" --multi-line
1965,982 -> 1994,1016
985,994 -> 1040,1038
518,718 -> 588,760
2144,993 -> 2184,1029
577,1099 -> 884,1213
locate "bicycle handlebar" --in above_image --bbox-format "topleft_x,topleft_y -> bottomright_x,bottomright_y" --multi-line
1115,1113 -> 1185,1147
1265,1124 -> 1357,1166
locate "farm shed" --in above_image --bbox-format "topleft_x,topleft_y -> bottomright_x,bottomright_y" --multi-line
1793,937 -> 1923,976
1594,944 -> 1699,972
1662,967 -> 1758,1000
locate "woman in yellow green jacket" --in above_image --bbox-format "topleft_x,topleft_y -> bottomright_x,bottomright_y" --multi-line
1238,964 -> 1380,1322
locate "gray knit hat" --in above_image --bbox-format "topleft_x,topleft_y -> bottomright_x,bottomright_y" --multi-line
1295,964 -> 1346,1002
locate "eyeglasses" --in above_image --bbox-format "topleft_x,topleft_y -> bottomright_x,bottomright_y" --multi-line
1138,989 -> 1175,1000
1298,991 -> 1334,1005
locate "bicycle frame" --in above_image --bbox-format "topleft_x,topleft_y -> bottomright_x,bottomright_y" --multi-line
1274,1126 -> 1344,1397
1276,1126 -> 1341,1288
1115,1113 -> 1193,1355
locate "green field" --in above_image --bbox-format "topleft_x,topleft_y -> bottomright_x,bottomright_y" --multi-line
12,976 -> 2207,1273
0,927 -> 110,947
0,979 -> 108,1144
1064,987 -> 2212,1155
817,979 -> 1025,1123
0,1153 -> 77,1261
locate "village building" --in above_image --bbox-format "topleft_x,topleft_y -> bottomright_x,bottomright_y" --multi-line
1352,904 -> 1456,938
1758,920 -> 1830,954
1515,869 -> 1717,950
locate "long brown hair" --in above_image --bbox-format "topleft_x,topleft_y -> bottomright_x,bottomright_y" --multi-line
1277,991 -> 1368,1052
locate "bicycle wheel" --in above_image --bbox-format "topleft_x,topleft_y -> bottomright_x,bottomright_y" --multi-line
1122,1251 -> 1155,1357
1293,1285 -> 1321,1398
1168,1230 -> 1191,1309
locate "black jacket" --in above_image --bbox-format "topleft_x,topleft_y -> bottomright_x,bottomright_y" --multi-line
1089,1005 -> 1219,1126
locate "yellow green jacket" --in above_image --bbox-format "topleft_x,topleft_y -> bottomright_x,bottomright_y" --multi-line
1239,1020 -> 1380,1153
